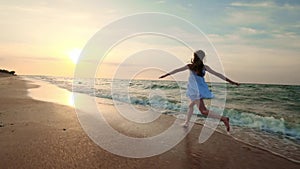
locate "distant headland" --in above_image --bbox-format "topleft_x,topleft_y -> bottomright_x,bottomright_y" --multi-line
0,69 -> 16,77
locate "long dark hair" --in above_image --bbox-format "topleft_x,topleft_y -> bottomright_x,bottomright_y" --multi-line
188,50 -> 205,76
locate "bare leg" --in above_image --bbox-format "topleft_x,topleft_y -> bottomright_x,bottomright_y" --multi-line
183,100 -> 200,127
198,99 -> 230,132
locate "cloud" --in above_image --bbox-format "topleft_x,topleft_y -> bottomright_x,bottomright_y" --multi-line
239,27 -> 266,35
227,1 -> 300,27
208,27 -> 300,50
225,10 -> 269,25
271,31 -> 298,39
230,1 -> 300,10
18,56 -> 64,62
230,2 -> 275,8
280,3 -> 300,10
239,27 -> 258,34
224,1 -> 300,48
207,33 -> 242,45
155,1 -> 165,4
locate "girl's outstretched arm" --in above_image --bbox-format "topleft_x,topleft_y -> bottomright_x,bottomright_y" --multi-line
159,65 -> 189,79
205,65 -> 240,86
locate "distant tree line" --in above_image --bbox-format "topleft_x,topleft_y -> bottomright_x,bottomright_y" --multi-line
0,69 -> 16,75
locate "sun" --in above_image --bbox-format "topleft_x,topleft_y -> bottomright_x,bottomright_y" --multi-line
68,48 -> 81,64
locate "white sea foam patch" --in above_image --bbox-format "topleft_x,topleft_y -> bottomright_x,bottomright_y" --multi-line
24,77 -> 75,107
223,108 -> 300,141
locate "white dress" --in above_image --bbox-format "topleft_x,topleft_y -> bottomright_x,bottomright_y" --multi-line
186,69 -> 214,101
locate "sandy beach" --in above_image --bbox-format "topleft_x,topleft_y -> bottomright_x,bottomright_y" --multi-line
0,75 -> 299,169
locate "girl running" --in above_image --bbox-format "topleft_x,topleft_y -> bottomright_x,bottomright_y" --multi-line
159,50 -> 239,131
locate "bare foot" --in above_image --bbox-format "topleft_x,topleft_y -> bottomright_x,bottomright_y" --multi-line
223,117 -> 230,132
182,122 -> 189,128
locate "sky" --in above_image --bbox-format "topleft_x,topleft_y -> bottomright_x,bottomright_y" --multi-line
0,0 -> 299,85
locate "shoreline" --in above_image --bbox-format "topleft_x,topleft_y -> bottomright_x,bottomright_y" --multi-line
191,119 -> 300,164
228,132 -> 300,164
0,76 -> 299,169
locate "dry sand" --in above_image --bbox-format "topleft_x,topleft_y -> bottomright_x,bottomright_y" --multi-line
0,75 -> 299,169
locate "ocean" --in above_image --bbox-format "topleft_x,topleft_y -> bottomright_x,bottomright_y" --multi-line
24,75 -> 300,162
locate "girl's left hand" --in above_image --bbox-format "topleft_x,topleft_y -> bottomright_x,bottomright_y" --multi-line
159,74 -> 169,79
232,81 -> 240,86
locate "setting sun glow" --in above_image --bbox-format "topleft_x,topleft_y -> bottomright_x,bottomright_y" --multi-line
68,48 -> 81,64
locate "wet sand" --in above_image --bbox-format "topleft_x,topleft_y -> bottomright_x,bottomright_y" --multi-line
0,75 -> 299,169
